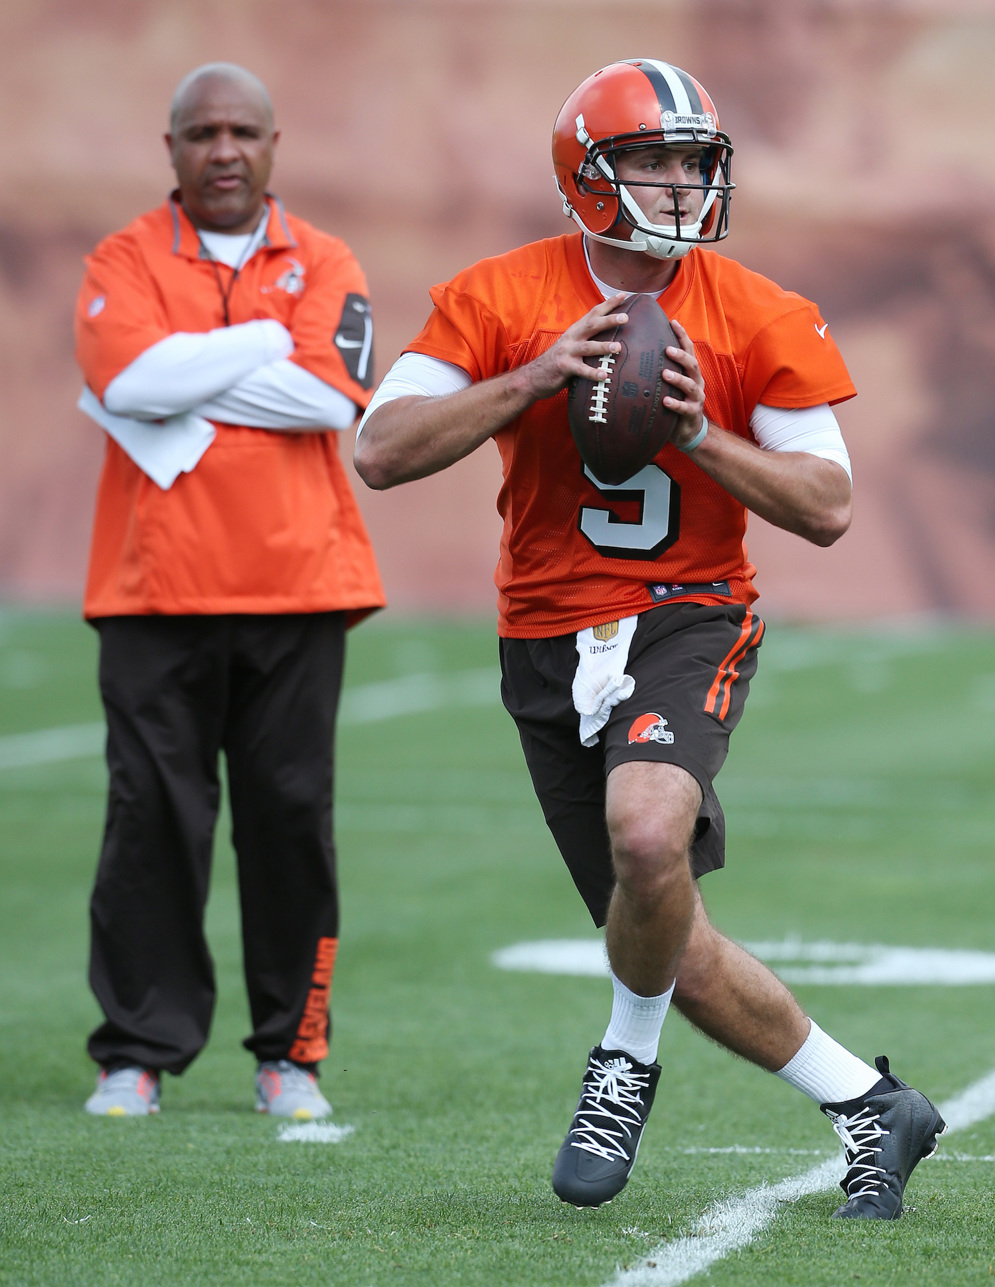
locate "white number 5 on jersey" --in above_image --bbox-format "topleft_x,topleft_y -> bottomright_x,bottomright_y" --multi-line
578,463 -> 680,561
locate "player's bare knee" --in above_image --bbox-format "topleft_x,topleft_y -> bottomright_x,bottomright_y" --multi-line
608,797 -> 692,868
610,822 -> 691,903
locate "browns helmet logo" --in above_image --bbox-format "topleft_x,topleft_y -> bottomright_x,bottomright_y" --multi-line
627,712 -> 675,745
261,256 -> 306,297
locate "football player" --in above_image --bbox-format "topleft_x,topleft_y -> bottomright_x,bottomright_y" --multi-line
355,59 -> 944,1218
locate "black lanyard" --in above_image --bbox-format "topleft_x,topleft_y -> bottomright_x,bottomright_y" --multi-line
198,232 -> 259,327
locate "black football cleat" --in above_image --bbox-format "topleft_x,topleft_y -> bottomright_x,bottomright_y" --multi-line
552,1045 -> 661,1208
821,1055 -> 946,1219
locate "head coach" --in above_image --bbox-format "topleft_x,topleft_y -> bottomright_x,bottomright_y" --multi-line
75,63 -> 384,1119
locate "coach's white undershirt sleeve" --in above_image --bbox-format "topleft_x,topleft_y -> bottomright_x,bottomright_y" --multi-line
750,403 -> 852,482
102,319 -> 295,419
195,361 -> 358,431
357,352 -> 473,437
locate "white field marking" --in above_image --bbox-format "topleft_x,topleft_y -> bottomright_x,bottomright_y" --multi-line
678,1146 -> 827,1156
491,938 -> 995,985
277,1121 -> 355,1143
0,668 -> 501,772
337,667 -> 499,725
745,939 -> 995,986
935,1065 -> 995,1132
492,939 -> 609,977
335,801 -> 538,836
679,1146 -> 992,1162
759,623 -> 949,674
603,1066 -> 995,1287
0,722 -> 104,769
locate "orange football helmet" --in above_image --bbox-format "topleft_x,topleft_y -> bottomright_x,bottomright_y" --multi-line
552,59 -> 734,261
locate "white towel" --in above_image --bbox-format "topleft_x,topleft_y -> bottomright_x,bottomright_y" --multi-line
78,386 -> 215,491
572,615 -> 638,747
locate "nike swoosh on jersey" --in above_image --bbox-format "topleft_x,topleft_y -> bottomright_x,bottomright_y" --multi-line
815,323 -> 829,338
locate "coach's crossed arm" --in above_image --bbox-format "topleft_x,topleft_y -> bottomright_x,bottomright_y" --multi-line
103,320 -> 358,433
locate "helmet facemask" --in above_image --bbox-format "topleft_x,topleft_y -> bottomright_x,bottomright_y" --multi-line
575,131 -> 734,261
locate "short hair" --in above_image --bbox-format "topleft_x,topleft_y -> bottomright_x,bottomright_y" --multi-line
169,63 -> 274,133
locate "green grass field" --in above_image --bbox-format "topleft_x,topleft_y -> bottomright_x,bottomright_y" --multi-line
1,610 -> 994,1287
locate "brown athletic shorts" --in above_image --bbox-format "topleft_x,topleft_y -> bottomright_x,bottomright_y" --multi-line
499,602 -> 765,927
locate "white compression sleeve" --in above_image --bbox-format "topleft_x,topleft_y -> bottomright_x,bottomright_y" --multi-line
102,319 -> 295,419
195,360 -> 358,431
357,352 -> 472,436
750,403 -> 852,481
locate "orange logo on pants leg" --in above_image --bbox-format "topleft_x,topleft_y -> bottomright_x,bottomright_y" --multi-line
288,936 -> 338,1064
627,712 -> 675,744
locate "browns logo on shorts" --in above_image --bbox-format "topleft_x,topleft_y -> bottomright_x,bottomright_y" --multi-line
627,712 -> 675,744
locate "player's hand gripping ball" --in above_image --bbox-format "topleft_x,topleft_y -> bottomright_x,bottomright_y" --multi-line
567,294 -> 682,486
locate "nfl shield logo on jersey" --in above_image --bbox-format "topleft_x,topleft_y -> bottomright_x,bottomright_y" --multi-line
627,712 -> 675,745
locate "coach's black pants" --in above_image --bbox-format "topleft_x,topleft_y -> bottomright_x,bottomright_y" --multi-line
87,613 -> 345,1076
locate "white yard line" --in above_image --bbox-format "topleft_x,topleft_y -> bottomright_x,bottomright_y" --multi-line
0,722 -> 105,769
603,1066 -> 995,1287
338,667 -> 498,725
0,668 -> 501,771
936,1067 -> 995,1132
276,1121 -> 355,1144
493,937 -> 995,986
678,1146 -> 826,1157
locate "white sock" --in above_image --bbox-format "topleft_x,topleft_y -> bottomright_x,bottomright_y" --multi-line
775,1020 -> 882,1105
601,972 -> 674,1066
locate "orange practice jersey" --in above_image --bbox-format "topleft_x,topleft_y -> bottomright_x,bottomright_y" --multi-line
77,197 -> 384,622
406,233 -> 855,638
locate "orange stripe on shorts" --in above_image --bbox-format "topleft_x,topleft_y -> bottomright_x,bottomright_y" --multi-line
704,611 -> 764,721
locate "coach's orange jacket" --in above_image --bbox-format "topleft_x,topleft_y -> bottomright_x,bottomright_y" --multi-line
76,196 -> 385,623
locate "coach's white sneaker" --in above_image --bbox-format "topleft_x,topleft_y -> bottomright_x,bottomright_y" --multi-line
255,1060 -> 331,1120
85,1066 -> 160,1116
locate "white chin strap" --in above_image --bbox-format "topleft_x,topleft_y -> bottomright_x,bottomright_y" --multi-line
580,223 -> 695,261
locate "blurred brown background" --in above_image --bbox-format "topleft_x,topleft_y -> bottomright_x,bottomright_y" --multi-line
2,0 -> 994,620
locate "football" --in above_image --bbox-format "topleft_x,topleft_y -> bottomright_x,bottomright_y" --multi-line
567,294 -> 682,486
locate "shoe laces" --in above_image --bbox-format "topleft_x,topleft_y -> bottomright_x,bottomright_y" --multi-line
827,1104 -> 890,1199
569,1055 -> 652,1162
